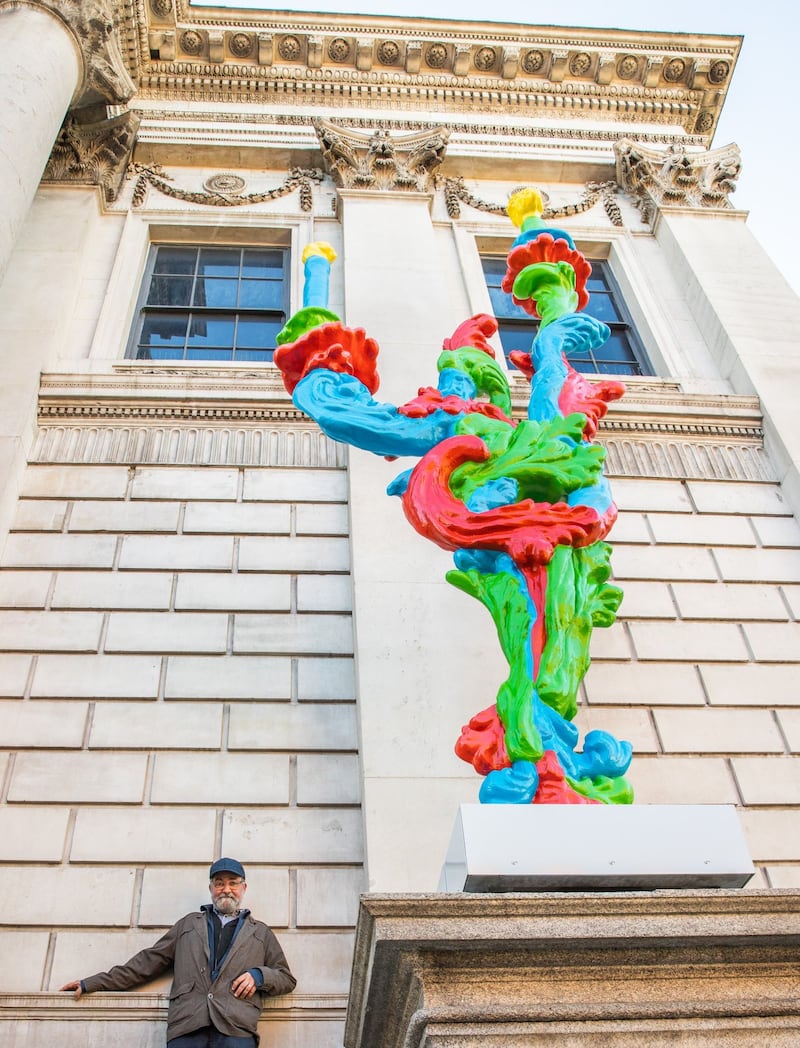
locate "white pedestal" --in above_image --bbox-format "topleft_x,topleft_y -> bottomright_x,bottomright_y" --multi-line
439,804 -> 755,891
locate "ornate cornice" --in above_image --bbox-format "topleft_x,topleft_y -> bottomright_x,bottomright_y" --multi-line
614,138 -> 741,219
36,370 -> 769,480
107,0 -> 740,145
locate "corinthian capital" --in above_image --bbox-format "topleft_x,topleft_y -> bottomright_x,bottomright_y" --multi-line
27,0 -> 135,105
313,119 -> 449,192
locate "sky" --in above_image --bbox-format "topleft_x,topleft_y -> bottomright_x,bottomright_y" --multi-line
202,0 -> 800,296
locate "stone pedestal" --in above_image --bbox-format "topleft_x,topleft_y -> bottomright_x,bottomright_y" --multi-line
344,890 -> 800,1047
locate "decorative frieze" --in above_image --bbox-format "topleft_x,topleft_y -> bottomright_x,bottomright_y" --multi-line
43,110 -> 140,203
313,120 -> 449,192
129,164 -> 323,209
614,138 -> 741,219
438,177 -> 623,226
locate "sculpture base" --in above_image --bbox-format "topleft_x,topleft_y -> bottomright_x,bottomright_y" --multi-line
438,804 -> 754,892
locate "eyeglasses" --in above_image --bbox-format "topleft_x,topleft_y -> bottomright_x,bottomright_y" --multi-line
211,878 -> 244,888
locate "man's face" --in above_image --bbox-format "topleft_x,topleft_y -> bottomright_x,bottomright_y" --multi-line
210,873 -> 247,914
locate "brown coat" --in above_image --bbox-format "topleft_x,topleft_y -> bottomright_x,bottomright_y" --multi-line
82,909 -> 296,1042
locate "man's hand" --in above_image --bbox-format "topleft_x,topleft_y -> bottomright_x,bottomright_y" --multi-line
60,980 -> 83,999
231,972 -> 257,999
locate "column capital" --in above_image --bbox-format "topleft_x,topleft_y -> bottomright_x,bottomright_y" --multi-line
7,0 -> 135,106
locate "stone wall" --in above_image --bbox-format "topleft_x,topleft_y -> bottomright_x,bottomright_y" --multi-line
0,453 -> 361,1047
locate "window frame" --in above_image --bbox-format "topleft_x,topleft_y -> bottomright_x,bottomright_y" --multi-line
481,251 -> 653,378
125,242 -> 291,364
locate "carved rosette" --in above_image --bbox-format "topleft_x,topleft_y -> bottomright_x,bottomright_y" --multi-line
313,119 -> 449,192
614,138 -> 741,219
43,110 -> 141,203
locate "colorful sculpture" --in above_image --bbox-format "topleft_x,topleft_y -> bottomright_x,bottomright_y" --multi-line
274,189 -> 633,805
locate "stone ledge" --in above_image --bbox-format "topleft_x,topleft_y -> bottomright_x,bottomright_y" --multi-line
344,890 -> 800,1048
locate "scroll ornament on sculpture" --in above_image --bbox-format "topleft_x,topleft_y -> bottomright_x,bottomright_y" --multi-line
274,192 -> 634,806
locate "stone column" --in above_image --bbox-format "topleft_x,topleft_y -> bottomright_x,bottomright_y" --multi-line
0,3 -> 81,286
337,187 -> 508,893
0,0 -> 135,285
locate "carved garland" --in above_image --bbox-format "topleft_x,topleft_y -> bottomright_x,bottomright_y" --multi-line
437,176 -> 623,226
129,164 -> 324,209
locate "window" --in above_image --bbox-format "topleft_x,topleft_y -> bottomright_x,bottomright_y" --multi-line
127,245 -> 288,362
482,255 -> 651,376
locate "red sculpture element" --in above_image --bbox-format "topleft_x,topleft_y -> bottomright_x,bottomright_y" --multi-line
398,387 -> 512,423
401,434 -> 614,568
273,322 -> 380,395
559,370 -> 626,440
442,313 -> 498,356
502,235 -> 592,316
508,350 -> 534,380
533,750 -> 601,805
455,704 -> 511,775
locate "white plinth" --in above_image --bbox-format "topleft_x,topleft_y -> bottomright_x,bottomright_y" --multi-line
438,804 -> 755,891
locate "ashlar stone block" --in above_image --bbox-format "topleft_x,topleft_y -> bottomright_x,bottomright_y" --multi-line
687,480 -> 790,515
119,535 -> 234,571
627,756 -> 739,804
583,662 -> 705,706
297,657 -> 355,701
671,582 -> 788,621
131,467 -> 239,501
732,757 -> 800,804
296,575 -> 353,612
12,498 -> 68,531
742,621 -> 800,661
296,867 -> 365,927
0,866 -> 137,925
70,808 -> 218,862
739,809 -> 800,861
700,663 -> 800,706
89,701 -> 222,749
229,702 -> 358,751
751,515 -> 800,547
1,699 -> 88,746
647,512 -> 756,546
608,477 -> 692,512
776,710 -> 800,752
238,537 -> 350,573
183,502 -> 291,535
0,569 -> 52,607
629,621 -> 749,662
151,752 -> 290,804
714,547 -> 800,584
610,545 -> 718,581
104,612 -> 229,654
32,654 -> 161,699
175,572 -> 291,612
0,807 -> 70,860
613,581 -> 674,619
0,931 -> 51,990
49,930 -> 172,991
52,571 -> 173,610
221,809 -> 363,864
573,707 -> 659,753
9,752 -> 147,802
297,754 -> 362,805
0,611 -> 102,651
243,468 -> 347,503
68,500 -> 181,532
295,503 -> 350,535
21,465 -> 129,500
654,708 -> 785,754
2,533 -> 117,569
0,653 -> 32,696
164,655 -> 291,700
233,613 -> 353,655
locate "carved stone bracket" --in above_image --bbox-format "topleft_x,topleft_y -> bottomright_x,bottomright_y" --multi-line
43,110 -> 140,203
313,119 -> 449,192
129,164 -> 324,210
27,0 -> 136,106
438,177 -> 624,226
614,138 -> 741,221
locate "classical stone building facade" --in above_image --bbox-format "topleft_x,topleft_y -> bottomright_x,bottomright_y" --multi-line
1,2 -> 800,1046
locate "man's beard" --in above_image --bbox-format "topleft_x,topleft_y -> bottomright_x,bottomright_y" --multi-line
215,894 -> 239,914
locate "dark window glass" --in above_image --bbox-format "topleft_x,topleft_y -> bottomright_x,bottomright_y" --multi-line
129,245 -> 288,363
481,255 -> 652,377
